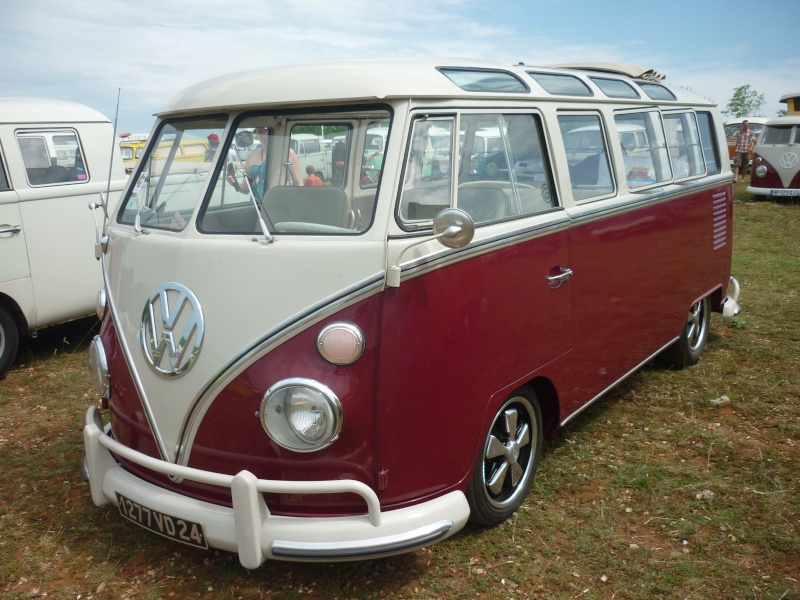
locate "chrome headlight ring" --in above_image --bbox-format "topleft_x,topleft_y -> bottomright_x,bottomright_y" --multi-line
259,378 -> 343,453
88,335 -> 110,399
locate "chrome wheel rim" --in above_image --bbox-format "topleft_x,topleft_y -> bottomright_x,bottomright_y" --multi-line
686,298 -> 709,353
481,396 -> 537,509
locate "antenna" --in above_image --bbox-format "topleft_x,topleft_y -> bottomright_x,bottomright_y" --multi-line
102,88 -> 121,223
91,88 -> 121,259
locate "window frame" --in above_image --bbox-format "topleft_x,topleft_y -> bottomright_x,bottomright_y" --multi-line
557,111 -> 617,204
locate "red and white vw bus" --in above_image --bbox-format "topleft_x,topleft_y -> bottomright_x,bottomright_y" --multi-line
83,59 -> 740,567
747,115 -> 800,197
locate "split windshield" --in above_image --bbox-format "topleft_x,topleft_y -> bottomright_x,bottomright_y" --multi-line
118,109 -> 391,235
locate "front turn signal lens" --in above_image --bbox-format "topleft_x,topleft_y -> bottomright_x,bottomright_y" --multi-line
317,322 -> 365,365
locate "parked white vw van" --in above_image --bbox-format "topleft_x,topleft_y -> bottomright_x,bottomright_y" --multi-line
747,115 -> 800,197
83,60 -> 739,567
0,98 -> 127,376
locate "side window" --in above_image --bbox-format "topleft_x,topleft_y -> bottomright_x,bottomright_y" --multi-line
696,112 -> 720,175
664,112 -> 705,179
398,117 -> 455,223
558,113 -> 615,201
398,113 -> 557,228
361,120 -> 389,190
16,129 -> 87,186
0,148 -> 9,191
457,113 -> 555,222
614,112 -> 672,189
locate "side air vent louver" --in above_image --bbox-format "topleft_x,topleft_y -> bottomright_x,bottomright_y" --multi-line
712,191 -> 728,250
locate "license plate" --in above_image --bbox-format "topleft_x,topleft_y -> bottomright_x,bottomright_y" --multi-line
117,493 -> 208,549
770,189 -> 800,196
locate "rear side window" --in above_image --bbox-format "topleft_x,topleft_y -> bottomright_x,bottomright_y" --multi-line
615,111 -> 672,189
559,113 -> 615,201
663,112 -> 706,179
398,112 -> 556,227
696,112 -> 721,175
16,129 -> 88,186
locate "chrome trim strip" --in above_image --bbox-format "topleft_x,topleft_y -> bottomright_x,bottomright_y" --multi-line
101,241 -> 173,464
270,520 -> 454,559
567,173 -> 732,224
174,273 -> 386,467
560,336 -> 678,428
396,212 -> 572,284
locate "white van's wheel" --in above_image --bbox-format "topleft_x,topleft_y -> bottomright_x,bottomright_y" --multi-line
660,297 -> 710,369
466,388 -> 542,526
0,306 -> 20,378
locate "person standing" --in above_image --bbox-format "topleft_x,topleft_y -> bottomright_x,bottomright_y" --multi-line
331,135 -> 348,187
733,120 -> 756,183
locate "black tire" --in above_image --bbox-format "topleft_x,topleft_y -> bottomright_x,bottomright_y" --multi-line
659,297 -> 711,369
466,387 -> 542,526
0,305 -> 20,379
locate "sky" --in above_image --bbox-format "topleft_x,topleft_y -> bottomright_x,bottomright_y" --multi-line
2,0 -> 798,136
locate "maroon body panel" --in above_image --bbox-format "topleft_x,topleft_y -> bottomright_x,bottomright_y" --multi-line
375,229 -> 572,506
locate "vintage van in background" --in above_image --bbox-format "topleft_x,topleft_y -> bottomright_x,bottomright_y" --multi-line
724,117 -> 766,166
746,115 -> 800,197
0,97 -> 127,377
83,60 -> 740,567
118,133 -> 148,174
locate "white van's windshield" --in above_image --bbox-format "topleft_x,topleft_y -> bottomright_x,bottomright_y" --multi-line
118,110 -> 391,236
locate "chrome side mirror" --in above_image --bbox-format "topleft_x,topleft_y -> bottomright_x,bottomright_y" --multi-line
432,208 -> 474,249
386,208 -> 476,288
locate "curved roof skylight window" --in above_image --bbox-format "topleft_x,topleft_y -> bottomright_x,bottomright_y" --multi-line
438,68 -> 529,93
527,72 -> 593,96
638,82 -> 677,101
589,77 -> 640,99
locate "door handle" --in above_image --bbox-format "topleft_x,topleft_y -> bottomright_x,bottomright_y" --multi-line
0,225 -> 22,235
546,266 -> 573,289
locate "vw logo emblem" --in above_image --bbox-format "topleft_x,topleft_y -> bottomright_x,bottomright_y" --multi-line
141,282 -> 204,378
780,152 -> 798,169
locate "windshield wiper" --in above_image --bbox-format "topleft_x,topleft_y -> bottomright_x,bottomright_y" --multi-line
227,156 -> 274,243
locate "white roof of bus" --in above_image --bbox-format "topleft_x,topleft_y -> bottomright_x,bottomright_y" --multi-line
725,117 -> 768,125
765,115 -> 800,126
159,58 -> 713,117
0,97 -> 111,125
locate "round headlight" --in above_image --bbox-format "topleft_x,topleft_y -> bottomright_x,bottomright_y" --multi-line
96,288 -> 107,320
260,379 -> 342,452
755,164 -> 768,178
88,335 -> 110,399
317,322 -> 365,365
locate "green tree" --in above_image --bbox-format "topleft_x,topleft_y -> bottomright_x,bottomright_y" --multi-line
777,108 -> 788,117
723,84 -> 765,117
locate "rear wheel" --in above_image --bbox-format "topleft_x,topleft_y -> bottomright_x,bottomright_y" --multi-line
466,388 -> 542,526
0,305 -> 20,378
660,297 -> 710,369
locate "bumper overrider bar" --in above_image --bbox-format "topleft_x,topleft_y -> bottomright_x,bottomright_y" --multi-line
83,407 -> 470,567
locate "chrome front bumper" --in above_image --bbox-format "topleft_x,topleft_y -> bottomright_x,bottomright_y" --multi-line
83,406 -> 470,567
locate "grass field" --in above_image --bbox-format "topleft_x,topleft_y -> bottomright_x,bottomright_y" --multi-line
1,187 -> 797,599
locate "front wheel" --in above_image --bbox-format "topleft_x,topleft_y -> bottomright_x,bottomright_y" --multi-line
660,297 -> 711,369
466,388 -> 542,526
0,305 -> 20,379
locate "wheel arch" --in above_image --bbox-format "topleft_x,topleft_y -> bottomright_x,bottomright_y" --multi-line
0,293 -> 28,334
527,376 -> 561,440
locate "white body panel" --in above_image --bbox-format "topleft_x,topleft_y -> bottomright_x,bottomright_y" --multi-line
0,98 -> 127,332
